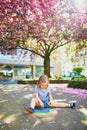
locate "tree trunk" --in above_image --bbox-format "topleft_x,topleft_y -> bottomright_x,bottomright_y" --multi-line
44,55 -> 50,77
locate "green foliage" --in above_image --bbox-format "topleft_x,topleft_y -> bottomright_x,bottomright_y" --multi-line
68,80 -> 87,89
18,79 -> 69,84
54,75 -> 63,80
74,78 -> 87,81
73,67 -> 83,74
0,72 -> 3,76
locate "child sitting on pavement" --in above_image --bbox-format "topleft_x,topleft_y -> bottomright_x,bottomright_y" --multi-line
26,74 -> 76,113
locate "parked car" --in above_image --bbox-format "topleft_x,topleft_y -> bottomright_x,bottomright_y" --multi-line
69,72 -> 86,78
63,72 -> 86,79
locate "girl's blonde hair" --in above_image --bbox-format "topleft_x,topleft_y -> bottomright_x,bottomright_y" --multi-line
37,75 -> 49,88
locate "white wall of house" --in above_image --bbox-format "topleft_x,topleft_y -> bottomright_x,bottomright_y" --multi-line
53,47 -> 87,77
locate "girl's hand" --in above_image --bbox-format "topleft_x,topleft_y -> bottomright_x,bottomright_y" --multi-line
48,101 -> 53,107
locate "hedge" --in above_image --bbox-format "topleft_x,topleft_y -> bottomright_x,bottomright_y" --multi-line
18,79 -> 87,89
18,79 -> 69,84
68,80 -> 87,89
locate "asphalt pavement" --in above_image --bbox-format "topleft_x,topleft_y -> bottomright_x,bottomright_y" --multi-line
0,84 -> 87,130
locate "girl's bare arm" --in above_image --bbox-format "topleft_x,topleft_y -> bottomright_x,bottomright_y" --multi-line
49,94 -> 53,102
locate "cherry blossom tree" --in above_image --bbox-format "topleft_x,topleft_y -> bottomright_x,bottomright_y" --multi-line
0,0 -> 87,77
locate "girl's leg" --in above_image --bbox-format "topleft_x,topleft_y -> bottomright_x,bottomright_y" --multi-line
26,98 -> 40,113
30,98 -> 39,109
48,101 -> 70,108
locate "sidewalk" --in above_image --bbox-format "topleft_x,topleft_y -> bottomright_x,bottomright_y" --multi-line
0,84 -> 87,130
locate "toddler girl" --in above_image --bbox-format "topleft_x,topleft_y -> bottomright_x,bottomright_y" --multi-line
26,74 -> 76,113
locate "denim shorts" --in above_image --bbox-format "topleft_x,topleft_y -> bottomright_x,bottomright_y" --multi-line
35,100 -> 50,109
42,100 -> 50,108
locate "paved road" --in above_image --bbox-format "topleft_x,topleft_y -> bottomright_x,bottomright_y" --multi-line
0,84 -> 87,130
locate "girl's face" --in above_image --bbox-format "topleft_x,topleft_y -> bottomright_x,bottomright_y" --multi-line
40,83 -> 48,90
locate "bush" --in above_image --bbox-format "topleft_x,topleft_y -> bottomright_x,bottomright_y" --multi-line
18,79 -> 69,84
68,80 -> 87,89
73,67 -> 83,74
0,72 -> 3,76
54,75 -> 63,80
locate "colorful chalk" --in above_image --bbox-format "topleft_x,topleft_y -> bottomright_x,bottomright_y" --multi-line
25,108 -> 58,117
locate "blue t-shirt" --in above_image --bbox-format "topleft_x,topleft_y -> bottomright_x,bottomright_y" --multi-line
34,86 -> 51,103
